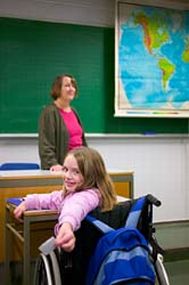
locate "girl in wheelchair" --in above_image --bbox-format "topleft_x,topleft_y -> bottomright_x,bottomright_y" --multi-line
14,146 -> 170,285
14,146 -> 117,252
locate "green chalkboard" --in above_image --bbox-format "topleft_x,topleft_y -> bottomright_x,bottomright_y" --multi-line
0,17 -> 188,134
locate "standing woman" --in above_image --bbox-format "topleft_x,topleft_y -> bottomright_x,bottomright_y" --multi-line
38,74 -> 87,171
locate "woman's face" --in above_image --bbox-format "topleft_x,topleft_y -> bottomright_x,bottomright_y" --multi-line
60,76 -> 76,102
62,154 -> 84,192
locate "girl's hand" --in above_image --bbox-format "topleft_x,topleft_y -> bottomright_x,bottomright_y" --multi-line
50,164 -> 63,172
13,201 -> 27,219
55,223 -> 76,252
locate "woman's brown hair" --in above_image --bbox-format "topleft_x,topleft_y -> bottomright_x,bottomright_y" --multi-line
51,74 -> 78,100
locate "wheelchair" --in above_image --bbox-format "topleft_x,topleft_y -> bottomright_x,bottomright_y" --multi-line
33,194 -> 170,285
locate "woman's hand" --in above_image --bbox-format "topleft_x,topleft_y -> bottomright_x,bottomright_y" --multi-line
55,223 -> 76,252
13,201 -> 27,219
50,164 -> 63,172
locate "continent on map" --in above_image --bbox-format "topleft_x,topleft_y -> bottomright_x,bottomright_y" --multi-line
134,12 -> 169,54
158,58 -> 175,90
182,37 -> 189,62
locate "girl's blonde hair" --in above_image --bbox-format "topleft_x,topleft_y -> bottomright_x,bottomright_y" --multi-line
65,147 -> 117,212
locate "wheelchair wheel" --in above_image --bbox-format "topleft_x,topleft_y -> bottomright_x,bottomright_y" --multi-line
155,254 -> 170,285
33,251 -> 62,285
49,250 -> 62,285
33,253 -> 53,285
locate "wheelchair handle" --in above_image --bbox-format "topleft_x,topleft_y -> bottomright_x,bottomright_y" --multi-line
147,194 -> 161,207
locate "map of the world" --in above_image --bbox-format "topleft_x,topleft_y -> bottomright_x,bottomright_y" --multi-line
116,3 -> 189,117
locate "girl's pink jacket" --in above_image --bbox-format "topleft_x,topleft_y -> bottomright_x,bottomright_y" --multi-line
24,188 -> 100,233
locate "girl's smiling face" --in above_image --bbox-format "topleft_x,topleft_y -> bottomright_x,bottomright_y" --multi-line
62,154 -> 84,192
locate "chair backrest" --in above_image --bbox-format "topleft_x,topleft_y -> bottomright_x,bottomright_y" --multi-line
0,162 -> 40,170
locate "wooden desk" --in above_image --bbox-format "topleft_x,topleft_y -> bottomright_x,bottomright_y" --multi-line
5,204 -> 58,285
2,170 -> 133,284
0,170 -> 63,264
110,171 -> 133,198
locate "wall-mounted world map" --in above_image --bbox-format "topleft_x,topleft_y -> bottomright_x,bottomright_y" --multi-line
115,2 -> 189,117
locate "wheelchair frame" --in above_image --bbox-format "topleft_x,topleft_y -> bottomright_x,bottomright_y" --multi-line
33,195 -> 170,285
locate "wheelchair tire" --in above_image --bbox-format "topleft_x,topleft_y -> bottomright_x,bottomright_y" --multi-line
33,251 -> 62,285
49,250 -> 62,285
155,254 -> 170,285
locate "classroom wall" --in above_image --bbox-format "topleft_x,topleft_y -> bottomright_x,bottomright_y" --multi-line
0,0 -> 115,27
0,0 -> 189,222
0,135 -> 189,223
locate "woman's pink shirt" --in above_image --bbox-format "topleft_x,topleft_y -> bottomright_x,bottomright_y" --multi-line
59,109 -> 83,150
